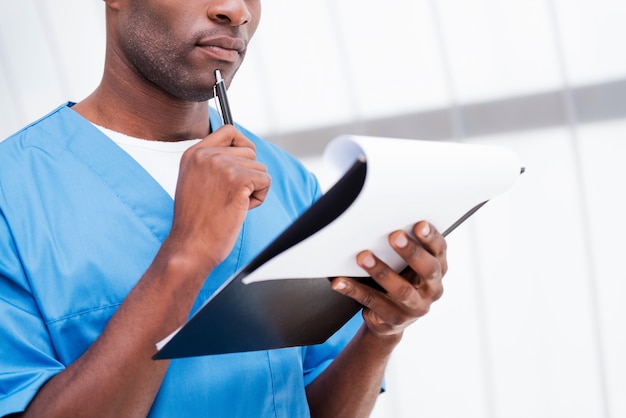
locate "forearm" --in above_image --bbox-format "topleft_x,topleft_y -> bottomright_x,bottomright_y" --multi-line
306,324 -> 402,418
307,222 -> 446,417
21,243 -> 213,417
18,126 -> 271,417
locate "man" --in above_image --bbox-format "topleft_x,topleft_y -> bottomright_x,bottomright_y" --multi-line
0,1 -> 447,417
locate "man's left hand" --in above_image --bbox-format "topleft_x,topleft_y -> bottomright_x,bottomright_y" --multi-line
331,221 -> 447,337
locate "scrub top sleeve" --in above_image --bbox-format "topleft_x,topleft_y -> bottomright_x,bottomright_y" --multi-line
301,313 -> 363,386
0,214 -> 64,416
302,313 -> 387,393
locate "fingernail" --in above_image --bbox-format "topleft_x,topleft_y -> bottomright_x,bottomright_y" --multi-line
394,233 -> 408,248
421,223 -> 431,237
361,253 -> 376,269
333,280 -> 347,291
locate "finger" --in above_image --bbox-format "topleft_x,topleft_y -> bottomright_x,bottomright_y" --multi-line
248,173 -> 271,209
390,229 -> 444,302
212,158 -> 270,209
202,125 -> 256,151
181,146 -> 260,174
331,275 -> 419,327
355,251 -> 428,315
412,221 -> 448,276
179,142 -> 271,208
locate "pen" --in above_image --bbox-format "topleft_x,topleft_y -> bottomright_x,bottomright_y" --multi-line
214,69 -> 233,125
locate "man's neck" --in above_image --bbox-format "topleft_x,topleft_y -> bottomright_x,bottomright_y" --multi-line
73,69 -> 212,142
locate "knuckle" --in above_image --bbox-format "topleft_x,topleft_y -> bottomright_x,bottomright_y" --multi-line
426,258 -> 443,279
366,261 -> 393,283
397,283 -> 417,306
387,311 -> 409,327
373,268 -> 389,282
180,146 -> 200,165
340,282 -> 359,298
222,124 -> 238,136
359,288 -> 377,308
240,146 -> 257,160
425,269 -> 440,283
432,283 -> 444,301
439,259 -> 448,276
365,312 -> 397,335
221,161 -> 240,181
194,147 -> 220,164
363,311 -> 387,332
414,300 -> 431,317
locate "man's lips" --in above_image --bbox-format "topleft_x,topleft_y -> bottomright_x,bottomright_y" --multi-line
197,36 -> 246,62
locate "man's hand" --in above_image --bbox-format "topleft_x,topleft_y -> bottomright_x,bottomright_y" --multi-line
307,221 -> 447,417
167,124 -> 272,273
19,125 -> 272,418
331,220 -> 447,337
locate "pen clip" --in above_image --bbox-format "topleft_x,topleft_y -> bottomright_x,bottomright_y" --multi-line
213,83 -> 221,122
213,69 -> 233,126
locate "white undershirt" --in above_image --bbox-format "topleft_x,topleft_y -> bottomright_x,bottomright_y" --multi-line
94,125 -> 202,198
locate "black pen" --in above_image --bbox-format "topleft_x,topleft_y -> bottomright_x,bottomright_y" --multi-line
214,69 -> 233,125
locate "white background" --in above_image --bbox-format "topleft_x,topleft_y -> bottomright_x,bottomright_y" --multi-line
1,1 -> 625,417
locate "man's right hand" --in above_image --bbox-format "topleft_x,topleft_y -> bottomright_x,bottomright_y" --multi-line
168,124 -> 271,273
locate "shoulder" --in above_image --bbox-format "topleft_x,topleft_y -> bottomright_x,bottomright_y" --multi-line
0,103 -> 78,157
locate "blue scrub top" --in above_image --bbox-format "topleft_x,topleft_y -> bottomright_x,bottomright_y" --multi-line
0,104 -> 362,417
